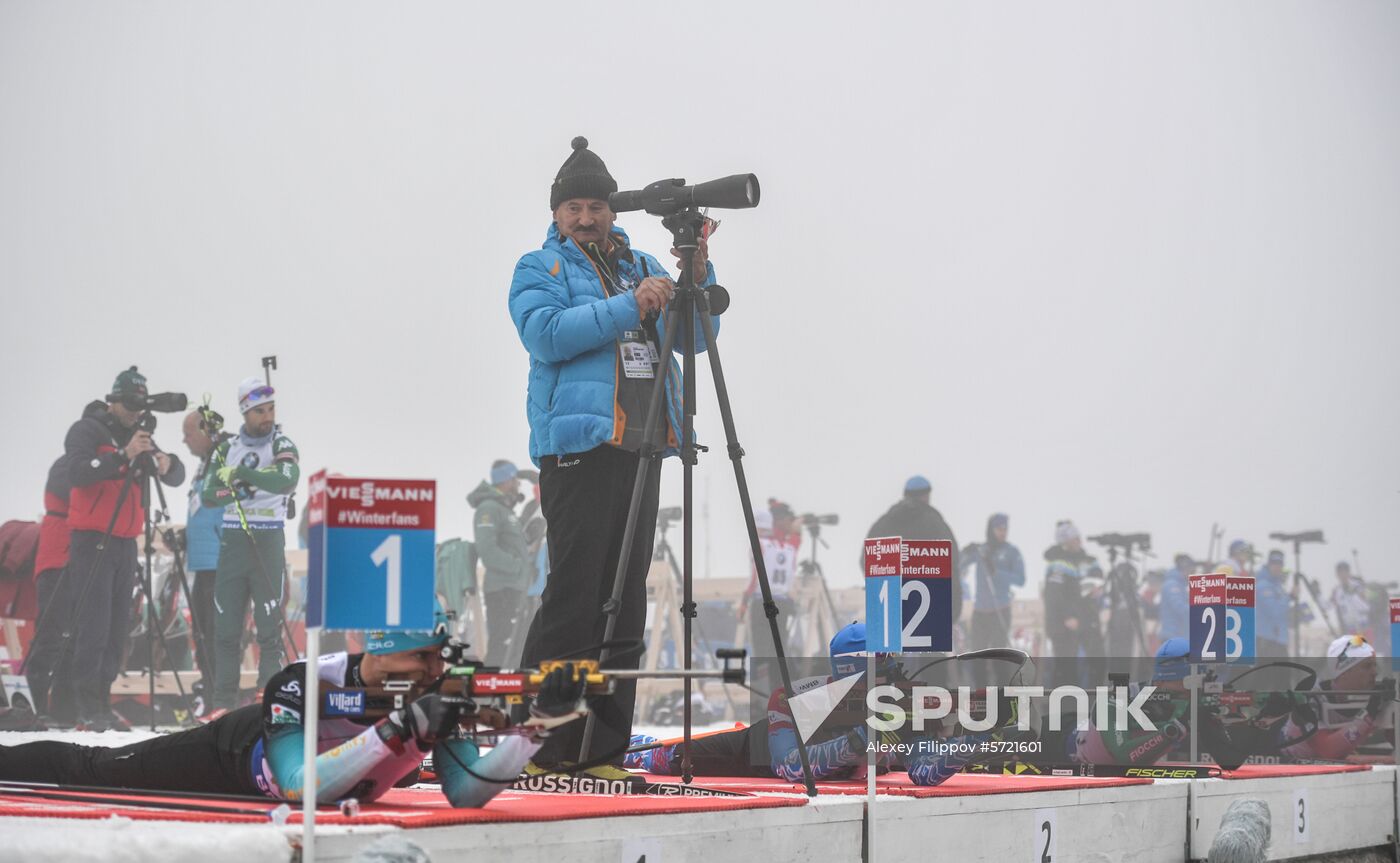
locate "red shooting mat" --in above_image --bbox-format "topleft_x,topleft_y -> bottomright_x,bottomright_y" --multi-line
1220,763 -> 1372,780
635,771 -> 1150,797
0,785 -> 804,827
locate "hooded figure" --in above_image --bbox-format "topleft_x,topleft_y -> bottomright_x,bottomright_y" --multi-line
469,461 -> 533,665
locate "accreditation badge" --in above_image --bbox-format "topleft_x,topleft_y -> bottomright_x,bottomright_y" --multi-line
619,329 -> 659,379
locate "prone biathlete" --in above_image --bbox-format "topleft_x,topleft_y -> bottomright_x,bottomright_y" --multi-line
1279,634 -> 1395,761
626,622 -> 1020,786
1048,637 -> 1264,770
0,608 -> 584,808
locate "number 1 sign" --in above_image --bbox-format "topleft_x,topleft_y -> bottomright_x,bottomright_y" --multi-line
306,472 -> 437,631
865,536 -> 904,653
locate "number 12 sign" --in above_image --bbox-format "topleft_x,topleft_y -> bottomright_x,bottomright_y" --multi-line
864,537 -> 954,653
307,472 -> 437,631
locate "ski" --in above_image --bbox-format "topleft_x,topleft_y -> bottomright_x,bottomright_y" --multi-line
966,761 -> 1221,779
0,785 -> 293,819
510,773 -> 751,797
0,779 -> 334,807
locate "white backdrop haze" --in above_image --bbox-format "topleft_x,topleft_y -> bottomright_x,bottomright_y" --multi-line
2,2 -> 1397,601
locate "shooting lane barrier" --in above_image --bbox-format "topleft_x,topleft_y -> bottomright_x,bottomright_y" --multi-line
0,763 -> 1392,861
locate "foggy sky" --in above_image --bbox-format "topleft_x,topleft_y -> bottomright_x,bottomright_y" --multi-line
2,1 -> 1397,599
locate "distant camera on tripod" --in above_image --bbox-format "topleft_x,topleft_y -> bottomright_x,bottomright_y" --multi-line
1087,532 -> 1151,551
1269,530 -> 1325,545
657,506 -> 683,524
802,513 -> 839,528
161,526 -> 187,553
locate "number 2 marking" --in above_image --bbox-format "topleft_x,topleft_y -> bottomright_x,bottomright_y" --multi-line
371,534 -> 402,626
1041,820 -> 1053,863
902,580 -> 932,648
1201,606 -> 1217,659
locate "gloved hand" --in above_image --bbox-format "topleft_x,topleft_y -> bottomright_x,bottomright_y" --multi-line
530,663 -> 585,719
1367,677 -> 1396,718
217,465 -> 238,486
385,693 -> 462,751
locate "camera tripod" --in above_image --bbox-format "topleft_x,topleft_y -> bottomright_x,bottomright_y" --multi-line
796,518 -> 842,650
1100,545 -> 1150,657
1270,531 -> 1333,655
578,206 -> 818,795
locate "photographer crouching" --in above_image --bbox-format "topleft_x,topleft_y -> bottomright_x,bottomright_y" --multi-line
63,367 -> 186,730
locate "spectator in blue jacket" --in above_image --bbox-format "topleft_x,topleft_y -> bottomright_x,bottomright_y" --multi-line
182,409 -> 227,694
1256,549 -> 1291,657
961,513 -> 1024,653
1156,553 -> 1193,644
508,136 -> 721,780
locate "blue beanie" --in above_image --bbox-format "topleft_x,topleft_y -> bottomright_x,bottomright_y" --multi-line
904,475 -> 931,493
365,600 -> 451,655
1153,637 -> 1190,682
830,622 -> 866,680
490,461 -> 518,485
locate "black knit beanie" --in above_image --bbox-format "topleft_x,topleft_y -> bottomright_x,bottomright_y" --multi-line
550,136 -> 618,210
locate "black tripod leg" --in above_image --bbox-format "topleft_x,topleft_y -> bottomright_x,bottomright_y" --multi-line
168,547 -> 213,696
693,296 -> 819,797
664,541 -> 739,720
680,290 -> 697,784
140,484 -> 198,729
577,300 -> 682,762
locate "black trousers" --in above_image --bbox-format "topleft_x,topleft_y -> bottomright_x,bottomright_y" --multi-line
0,703 -> 265,794
24,567 -> 76,718
66,531 -> 138,718
484,588 -> 526,666
192,569 -> 218,683
521,444 -> 660,764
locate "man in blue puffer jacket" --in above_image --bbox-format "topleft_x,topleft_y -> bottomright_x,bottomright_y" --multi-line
508,136 -> 722,778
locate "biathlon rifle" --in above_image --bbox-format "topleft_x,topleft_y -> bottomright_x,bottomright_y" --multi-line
321,645 -> 747,738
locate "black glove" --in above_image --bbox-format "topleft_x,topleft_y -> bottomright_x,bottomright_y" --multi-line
1367,677 -> 1396,718
385,693 -> 462,750
530,663 -> 585,719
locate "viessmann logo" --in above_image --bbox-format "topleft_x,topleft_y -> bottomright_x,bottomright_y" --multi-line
472,674 -> 524,694
326,482 -> 436,507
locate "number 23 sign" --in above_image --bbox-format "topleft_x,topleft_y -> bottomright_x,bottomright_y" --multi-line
864,536 -> 953,653
1189,572 -> 1255,662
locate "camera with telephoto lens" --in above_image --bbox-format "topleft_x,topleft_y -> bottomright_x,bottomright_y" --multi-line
802,513 -> 839,527
1087,532 -> 1151,551
609,175 -> 759,216
119,391 -> 189,414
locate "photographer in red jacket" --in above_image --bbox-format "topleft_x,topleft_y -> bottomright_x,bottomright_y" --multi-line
63,368 -> 185,730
